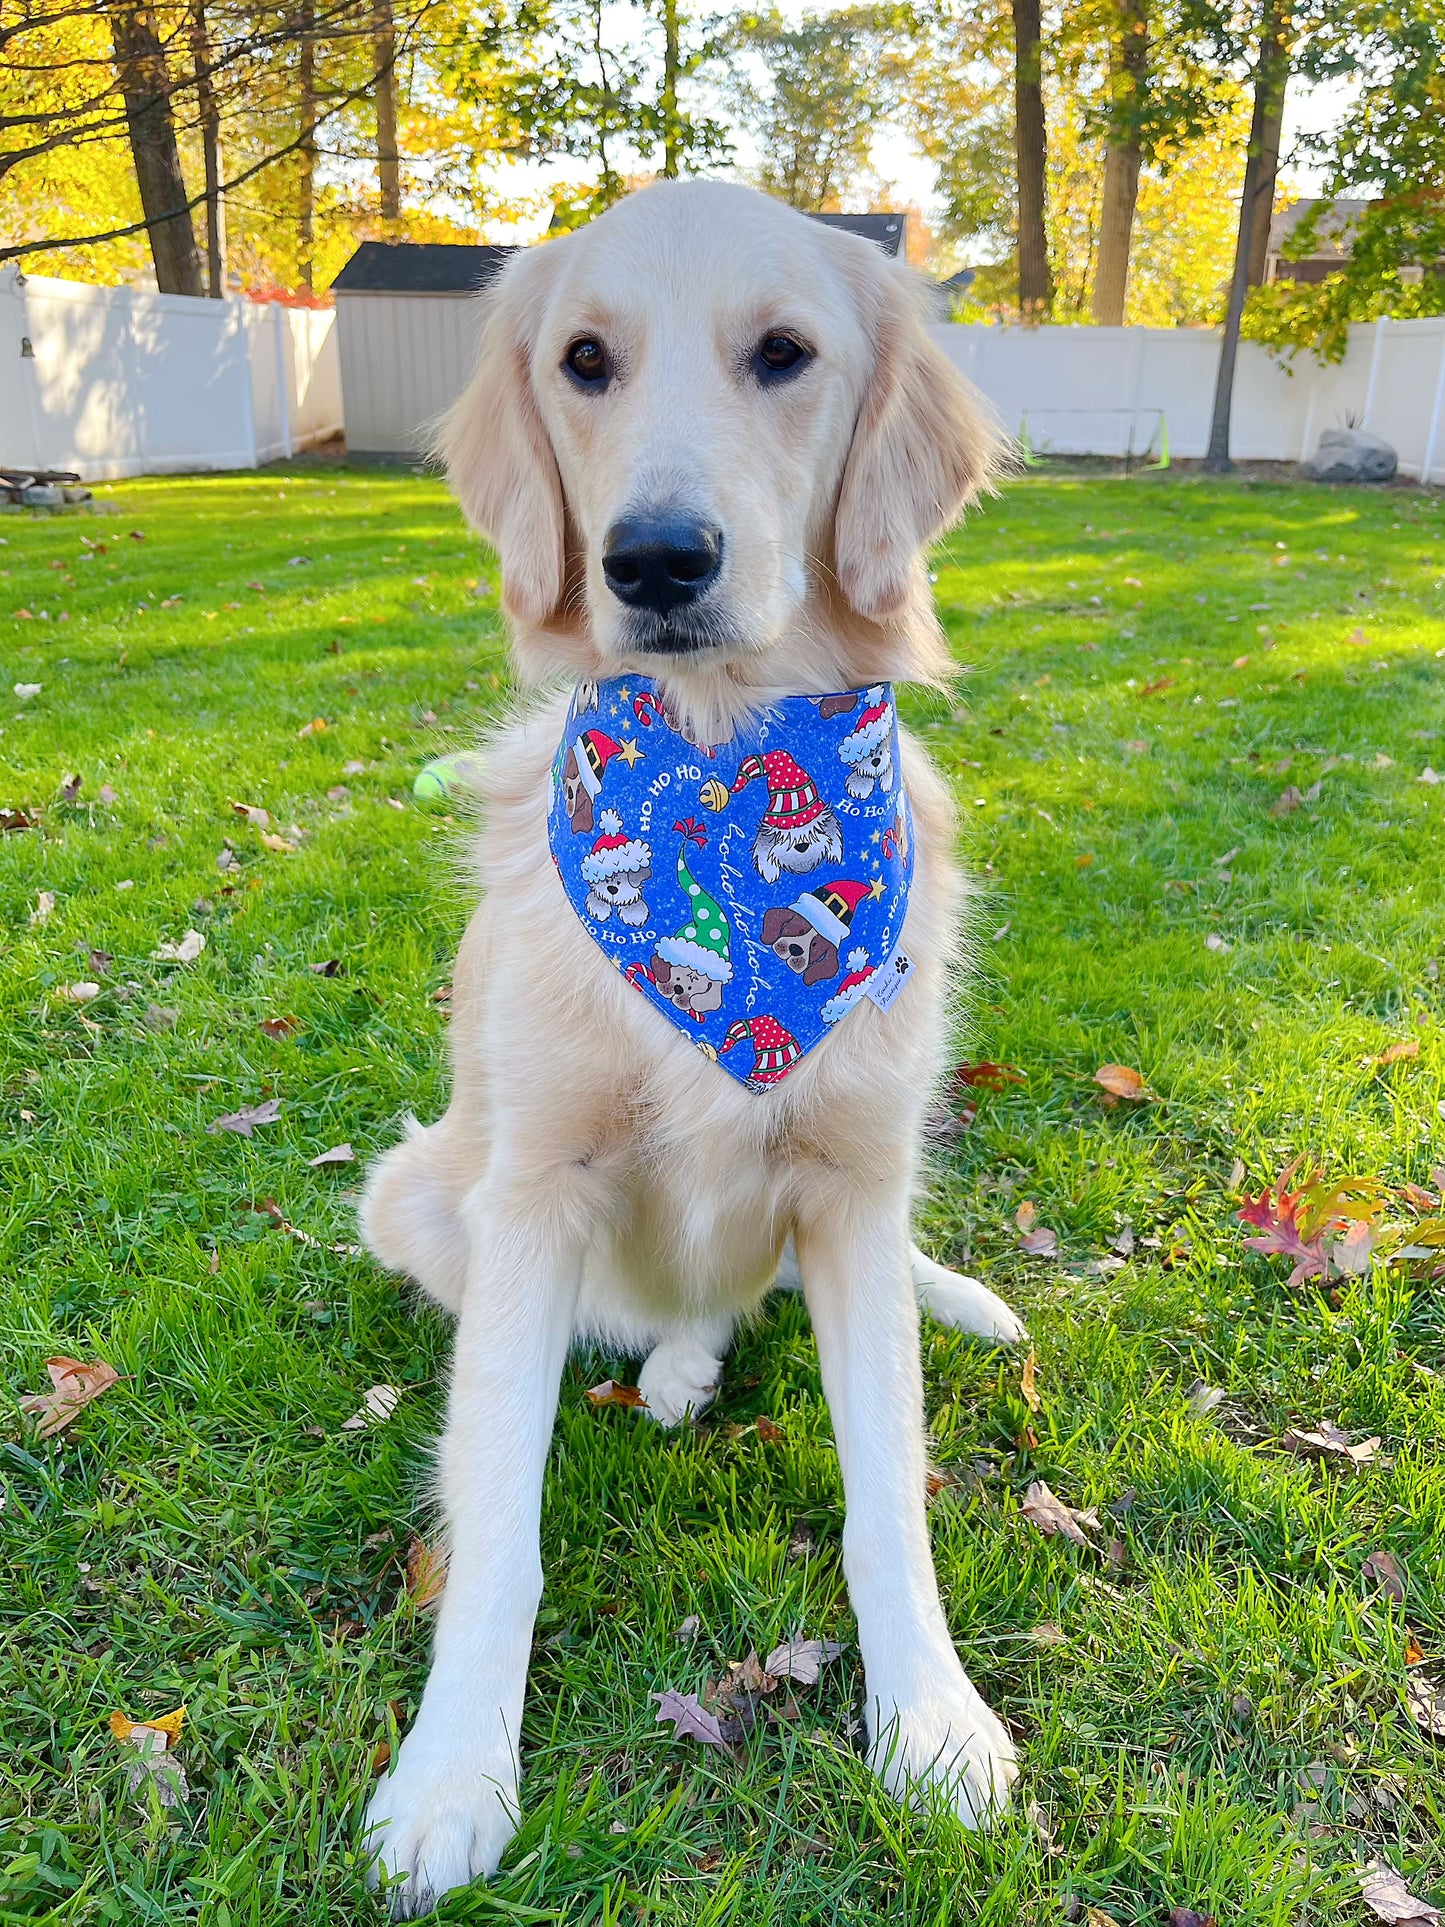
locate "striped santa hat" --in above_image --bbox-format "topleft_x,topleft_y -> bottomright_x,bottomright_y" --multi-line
820,947 -> 874,1025
721,750 -> 828,831
720,1014 -> 801,1085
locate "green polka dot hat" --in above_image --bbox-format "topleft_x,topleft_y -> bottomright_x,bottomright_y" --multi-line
656,837 -> 733,983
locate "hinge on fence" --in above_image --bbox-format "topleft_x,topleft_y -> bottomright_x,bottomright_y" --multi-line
20,336 -> 35,359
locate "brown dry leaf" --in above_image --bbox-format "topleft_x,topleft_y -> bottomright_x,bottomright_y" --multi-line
756,1414 -> 784,1444
1364,1039 -> 1420,1069
955,1061 -> 1025,1092
652,1689 -> 733,1751
31,890 -> 55,926
308,958 -> 345,976
55,981 -> 100,1003
1094,1063 -> 1151,1103
229,800 -> 270,828
1085,1910 -> 1124,1927
21,1356 -> 122,1437
1168,1911 -> 1217,1927
1020,1480 -> 1099,1549
209,1096 -> 282,1138
1015,1199 -> 1038,1233
1106,1537 -> 1128,1569
1405,1632 -> 1426,1668
586,1379 -> 647,1408
297,717 -> 328,738
371,1740 -> 391,1775
110,1705 -> 185,1744
1020,1349 -> 1041,1413
154,929 -> 206,964
260,1015 -> 303,1040
1019,1226 -> 1059,1258
261,832 -> 297,854
405,1533 -> 446,1611
1361,1862 -> 1441,1926
1363,1549 -> 1406,1602
309,1143 -> 354,1167
1271,785 -> 1304,818
763,1637 -> 841,1685
1400,1181 -> 1440,1214
1228,1156 -> 1247,1190
1139,675 -> 1174,696
59,773 -> 82,803
1281,1420 -> 1380,1466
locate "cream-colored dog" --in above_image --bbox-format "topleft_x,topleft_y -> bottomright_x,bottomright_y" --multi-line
361,179 -> 1023,1915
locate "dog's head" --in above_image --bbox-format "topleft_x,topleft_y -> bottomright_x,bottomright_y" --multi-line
650,953 -> 725,1015
560,747 -> 594,834
440,181 -> 1001,690
760,906 -> 839,986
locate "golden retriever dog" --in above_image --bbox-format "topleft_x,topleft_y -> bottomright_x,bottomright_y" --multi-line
360,178 -> 1024,1915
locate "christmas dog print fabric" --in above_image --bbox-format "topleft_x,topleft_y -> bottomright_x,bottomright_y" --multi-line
548,675 -> 914,1091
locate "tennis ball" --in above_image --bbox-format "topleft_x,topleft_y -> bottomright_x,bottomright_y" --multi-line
412,753 -> 484,808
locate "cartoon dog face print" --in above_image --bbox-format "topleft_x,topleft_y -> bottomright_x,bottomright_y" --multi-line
585,862 -> 650,925
750,811 -> 844,884
839,734 -> 894,801
561,746 -> 595,834
759,905 -> 839,986
649,954 -> 726,1016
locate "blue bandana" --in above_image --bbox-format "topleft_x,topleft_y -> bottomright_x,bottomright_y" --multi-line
547,675 -> 914,1090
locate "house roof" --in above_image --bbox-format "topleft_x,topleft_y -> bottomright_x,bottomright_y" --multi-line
332,242 -> 518,295
808,212 -> 908,258
1267,198 -> 1374,260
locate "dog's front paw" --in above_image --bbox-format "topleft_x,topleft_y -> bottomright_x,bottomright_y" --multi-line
866,1660 -> 1018,1831
638,1333 -> 723,1426
363,1730 -> 518,1918
911,1252 -> 1027,1346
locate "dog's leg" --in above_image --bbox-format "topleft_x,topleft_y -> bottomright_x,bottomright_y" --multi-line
637,1316 -> 733,1426
364,1176 -> 584,1917
774,1236 -> 1024,1346
796,1188 -> 1018,1830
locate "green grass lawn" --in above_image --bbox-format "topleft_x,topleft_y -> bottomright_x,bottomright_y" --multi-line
2,465 -> 1443,1926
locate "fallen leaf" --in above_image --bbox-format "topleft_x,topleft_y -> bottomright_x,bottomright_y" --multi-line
1094,1063 -> 1151,1102
341,1384 -> 401,1430
1363,1548 -> 1406,1602
261,832 -> 297,854
308,958 -> 344,976
98,783 -> 116,805
297,717 -> 328,738
1113,1225 -> 1135,1257
1187,1380 -> 1226,1416
1020,1480 -> 1099,1548
1374,752 -> 1395,770
209,1096 -> 282,1138
1405,1633 -> 1425,1667
309,1143 -> 354,1167
1168,1911 -> 1217,1927
371,1740 -> 391,1774
756,1414 -> 784,1443
254,1196 -> 363,1258
1204,932 -> 1231,953
229,800 -> 270,828
153,929 -> 206,964
1419,767 -> 1441,787
14,682 -> 41,699
144,1003 -> 178,1031
1228,1157 -> 1247,1189
1271,785 -> 1304,817
59,773 -> 82,802
20,1356 -> 122,1437
110,1706 -> 185,1744
1238,1163 -> 1388,1289
56,981 -> 100,1002
1020,1348 -> 1041,1413
762,1637 -> 842,1685
1139,675 -> 1173,696
586,1379 -> 647,1408
30,890 -> 55,925
1,808 -> 37,831
1361,1862 -> 1441,1926
405,1533 -> 446,1611
1407,1675 -> 1445,1738
1015,1200 -> 1037,1233
1106,1537 -> 1128,1569
260,1015 -> 302,1040
652,1689 -> 733,1751
955,1061 -> 1025,1092
1364,1039 -> 1420,1069
1019,1226 -> 1059,1258
1281,1420 -> 1379,1466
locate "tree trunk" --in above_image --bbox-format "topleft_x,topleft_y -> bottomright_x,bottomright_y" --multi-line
373,0 -> 400,219
106,0 -> 205,296
1245,59 -> 1287,286
1202,0 -> 1291,471
660,0 -> 680,177
297,0 -> 317,291
191,0 -> 225,296
1011,0 -> 1051,317
1091,0 -> 1148,326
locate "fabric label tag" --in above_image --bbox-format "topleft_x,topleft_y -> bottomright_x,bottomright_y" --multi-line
863,942 -> 914,1012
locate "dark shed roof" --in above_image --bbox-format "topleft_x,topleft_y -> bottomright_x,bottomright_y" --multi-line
808,212 -> 908,258
332,241 -> 517,295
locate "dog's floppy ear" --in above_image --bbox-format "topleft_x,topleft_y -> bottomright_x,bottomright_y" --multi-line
834,262 -> 1002,620
802,935 -> 839,987
761,906 -> 789,948
437,250 -> 564,627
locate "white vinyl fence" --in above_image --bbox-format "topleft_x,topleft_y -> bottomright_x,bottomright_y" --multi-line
929,314 -> 1445,483
0,266 -> 342,480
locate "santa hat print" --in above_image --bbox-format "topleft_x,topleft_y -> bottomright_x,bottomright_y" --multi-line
838,686 -> 893,762
572,728 -> 624,798
656,825 -> 732,982
720,1014 -> 801,1085
701,749 -> 828,831
787,877 -> 872,948
580,809 -> 650,882
820,947 -> 875,1025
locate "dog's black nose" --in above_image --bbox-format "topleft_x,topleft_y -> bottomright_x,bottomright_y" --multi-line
602,516 -> 722,614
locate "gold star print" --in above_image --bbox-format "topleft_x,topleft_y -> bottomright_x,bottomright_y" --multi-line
871,829 -> 882,844
619,685 -> 630,701
869,876 -> 885,898
616,737 -> 644,767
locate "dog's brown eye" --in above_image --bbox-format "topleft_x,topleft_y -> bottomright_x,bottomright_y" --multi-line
754,333 -> 810,382
565,337 -> 610,386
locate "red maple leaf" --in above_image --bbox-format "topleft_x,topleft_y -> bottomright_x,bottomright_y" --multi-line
1238,1162 -> 1387,1287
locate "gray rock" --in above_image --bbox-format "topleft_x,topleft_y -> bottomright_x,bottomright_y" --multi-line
20,484 -> 63,507
61,485 -> 93,504
1300,426 -> 1398,484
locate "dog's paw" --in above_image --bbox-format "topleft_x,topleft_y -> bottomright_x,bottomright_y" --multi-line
911,1252 -> 1027,1346
638,1334 -> 723,1427
363,1736 -> 518,1918
867,1662 -> 1018,1831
